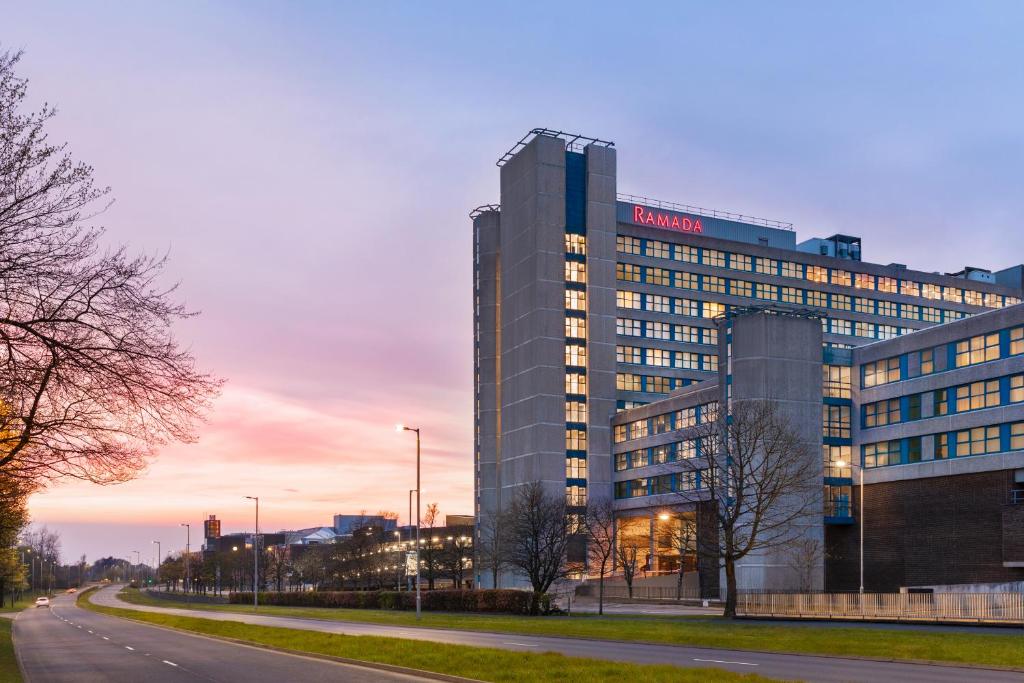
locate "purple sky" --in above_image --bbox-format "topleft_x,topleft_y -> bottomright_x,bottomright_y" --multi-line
8,2 -> 1024,563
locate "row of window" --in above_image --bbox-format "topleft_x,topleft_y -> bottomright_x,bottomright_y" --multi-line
862,421 -> 1024,468
615,439 -> 702,472
823,404 -> 852,439
617,291 -> 726,319
616,262 -> 981,323
823,365 -> 852,398
613,401 -> 719,443
615,235 -> 1019,308
614,470 -> 702,499
616,345 -> 719,371
616,373 -> 695,394
564,233 -> 588,500
861,374 -> 1024,428
862,326 -> 1024,388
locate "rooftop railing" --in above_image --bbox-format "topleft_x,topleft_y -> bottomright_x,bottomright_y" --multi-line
618,193 -> 793,231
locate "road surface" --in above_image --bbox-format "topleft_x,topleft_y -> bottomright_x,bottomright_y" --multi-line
13,590 -> 433,682
90,585 -> 1024,683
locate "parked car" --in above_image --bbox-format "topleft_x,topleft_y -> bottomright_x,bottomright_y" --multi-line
34,597 -> 49,608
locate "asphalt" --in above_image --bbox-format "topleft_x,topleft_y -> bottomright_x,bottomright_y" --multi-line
13,591 -> 432,682
90,585 -> 1024,683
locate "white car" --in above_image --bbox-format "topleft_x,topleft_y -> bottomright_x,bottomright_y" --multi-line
34,597 -> 49,608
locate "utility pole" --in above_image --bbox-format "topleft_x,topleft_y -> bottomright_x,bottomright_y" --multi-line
180,523 -> 191,605
398,425 -> 422,620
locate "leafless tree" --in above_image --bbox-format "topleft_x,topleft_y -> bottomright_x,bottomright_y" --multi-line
474,508 -> 507,588
660,514 -> 697,601
441,529 -> 473,588
785,537 -> 825,593
503,481 -> 574,603
688,400 -> 821,617
421,503 -> 442,589
614,534 -> 642,599
0,49 -> 221,486
582,495 -> 616,615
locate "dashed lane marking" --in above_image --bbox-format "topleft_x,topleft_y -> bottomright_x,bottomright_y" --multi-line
125,646 -> 134,651
502,642 -> 538,647
693,658 -> 758,666
162,661 -> 178,667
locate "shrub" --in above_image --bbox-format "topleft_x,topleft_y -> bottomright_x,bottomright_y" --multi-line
228,589 -> 558,615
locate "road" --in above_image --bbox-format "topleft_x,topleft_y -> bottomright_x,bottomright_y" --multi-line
90,585 -> 1024,683
13,591 -> 433,682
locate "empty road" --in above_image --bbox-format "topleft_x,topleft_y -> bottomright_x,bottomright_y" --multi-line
14,591 -> 433,682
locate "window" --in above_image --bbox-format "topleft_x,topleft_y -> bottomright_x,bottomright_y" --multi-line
678,352 -> 700,370
781,261 -> 803,279
855,321 -> 874,338
1011,375 -> 1024,404
566,343 -> 587,367
617,235 -> 641,254
647,294 -> 672,313
877,276 -> 897,293
934,388 -> 949,416
907,393 -> 922,421
649,321 -> 672,340
864,399 -> 900,428
566,234 -> 586,255
648,376 -> 672,393
755,283 -> 777,300
781,287 -> 803,304
647,348 -> 672,367
943,286 -> 962,303
566,485 -> 586,506
832,293 -> 851,311
566,401 -> 587,423
703,301 -> 725,318
823,365 -> 851,398
955,425 -> 1000,456
703,275 -> 726,293
617,318 -> 641,336
616,345 -> 640,364
1012,328 -> 1024,356
807,290 -> 827,308
731,254 -> 752,271
676,407 -> 697,428
907,348 -> 933,378
675,245 -> 699,263
907,436 -> 923,463
566,456 -> 587,479
855,297 -> 874,314
565,316 -> 587,339
824,445 -> 852,478
807,265 -> 828,283
955,333 -> 1000,367
616,373 -> 641,392
854,273 -> 875,290
877,300 -> 897,318
900,280 -> 920,297
756,257 -> 778,275
1012,422 -> 1024,451
823,404 -> 851,438
566,260 -> 587,283
651,413 -> 672,435
922,307 -> 941,322
677,325 -> 700,344
613,424 -> 627,443
730,279 -> 752,298
832,269 -> 851,287
863,357 -> 900,387
565,288 -> 586,311
901,304 -> 920,320
677,298 -> 699,317
877,324 -> 899,341
616,263 -> 639,282
645,240 -> 670,259
646,267 -> 671,286
922,283 -> 941,300
964,290 -> 982,306
956,380 -> 1000,412
565,428 -> 587,451
830,319 -> 852,336
864,441 -> 900,468
705,327 -> 719,345
676,272 -> 699,290
617,290 -> 641,309
935,433 -> 948,459
566,372 -> 587,395
703,249 -> 726,268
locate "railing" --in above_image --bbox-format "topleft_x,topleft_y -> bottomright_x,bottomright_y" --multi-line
576,584 -> 708,601
736,592 -> 1024,625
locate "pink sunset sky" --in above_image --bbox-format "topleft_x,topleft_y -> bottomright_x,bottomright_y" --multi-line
9,3 -> 1024,563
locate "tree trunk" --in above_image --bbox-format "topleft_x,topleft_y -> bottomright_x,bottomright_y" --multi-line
598,574 -> 604,616
491,565 -> 498,589
676,569 -> 684,601
724,559 -> 737,618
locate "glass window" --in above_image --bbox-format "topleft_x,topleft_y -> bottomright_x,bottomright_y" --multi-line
676,272 -> 699,290
649,321 -> 672,340
877,300 -> 897,317
864,399 -> 900,428
831,319 -> 852,336
943,286 -> 963,303
855,297 -> 874,314
1012,422 -> 1024,451
955,333 -> 1000,367
907,436 -> 922,463
678,352 -> 700,370
616,318 -> 641,336
646,267 -> 671,287
1011,375 -> 1024,404
935,433 -> 948,459
807,265 -> 828,283
907,393 -> 922,421
832,269 -> 851,287
565,234 -> 586,255
677,298 -> 699,317
676,407 -> 697,428
900,280 -> 920,297
566,456 -> 587,478
832,293 -> 851,310
854,273 -> 875,290
651,413 -> 672,435
567,261 -> 587,283
756,257 -> 778,275
675,245 -> 699,264
964,290 -> 982,306
922,307 -> 941,322
565,428 -> 587,451
566,343 -> 587,367
955,380 -> 1000,412
703,301 -> 725,318
877,276 -> 897,293
730,279 -> 752,298
703,249 -> 726,268
645,240 -> 670,259
984,292 -> 1001,308
756,283 -> 777,300
863,357 -> 900,388
616,290 -> 640,309
565,316 -> 587,339
647,294 -> 672,313
616,373 -> 640,392
616,345 -> 640,364
955,426 -> 1000,456
703,275 -> 726,293
781,261 -> 803,279
647,348 -> 672,367
922,283 -> 942,300
823,365 -> 851,398
566,401 -> 587,423
823,404 -> 851,438
781,287 -> 803,304
616,235 -> 641,254
807,290 -> 827,307
730,254 -> 752,271
1012,328 -> 1024,356
647,376 -> 672,394
901,303 -> 920,320
933,388 -> 949,416
864,440 -> 900,468
566,372 -> 587,395
565,288 -> 586,311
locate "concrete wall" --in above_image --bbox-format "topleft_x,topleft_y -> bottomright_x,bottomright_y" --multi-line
473,209 -> 501,529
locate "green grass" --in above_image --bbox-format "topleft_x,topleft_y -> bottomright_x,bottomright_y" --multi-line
0,619 -> 22,682
0,591 -> 54,614
121,588 -> 1024,669
79,589 -> 777,683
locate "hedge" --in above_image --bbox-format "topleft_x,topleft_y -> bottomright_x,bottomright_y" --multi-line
228,589 -> 556,615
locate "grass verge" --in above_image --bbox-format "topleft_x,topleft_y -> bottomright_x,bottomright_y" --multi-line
79,589 -> 778,683
0,619 -> 22,682
122,588 -> 1024,669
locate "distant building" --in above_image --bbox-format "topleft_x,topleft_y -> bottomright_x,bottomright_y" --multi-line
332,514 -> 397,536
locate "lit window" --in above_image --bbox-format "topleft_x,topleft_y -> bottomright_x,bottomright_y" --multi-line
901,304 -> 920,320
648,348 -> 672,367
943,286 -> 962,303
922,307 -> 941,322
567,261 -> 587,283
781,287 -> 802,304
565,428 -> 587,451
566,401 -> 587,423
863,357 -> 900,388
823,405 -> 851,438
855,297 -> 874,314
730,280 -> 752,298
645,240 -> 670,259
832,269 -> 851,287
955,380 -> 1000,412
616,263 -> 639,282
616,235 -> 641,255
616,318 -> 641,336
703,301 -> 725,318
877,277 -> 897,293
566,344 -> 587,367
646,267 -> 671,286
1011,375 -> 1024,404
613,424 -> 627,443
703,275 -> 726,293
756,283 -> 777,300
955,333 -> 1000,367
676,272 -> 699,290
807,265 -> 828,283
922,283 -> 941,300
675,245 -> 699,263
1012,422 -> 1024,451
703,249 -> 726,268
877,325 -> 898,340
566,485 -> 586,506
565,316 -> 587,339
565,456 -> 587,479
647,294 -> 672,313
807,290 -> 827,308
566,372 -> 587,395
702,355 -> 718,372
831,293 -> 851,311
678,352 -> 700,370
566,234 -> 587,255
854,273 -> 875,290
823,365 -> 851,398
756,257 -> 778,275
677,298 -> 699,317
900,280 -> 920,297
863,440 -> 900,468
830,319 -> 852,336
676,407 -> 696,428
616,373 -> 641,392
648,376 -> 672,393
955,426 -> 1000,456
616,345 -> 640,364
864,399 -> 900,428
617,290 -> 641,309
649,322 -> 672,340
677,325 -> 700,344
964,290 -> 982,306
781,261 -> 803,279
855,321 -> 874,338
877,300 -> 897,317
1012,328 -> 1024,356
983,292 -> 1000,308
730,254 -> 752,271
565,289 -> 586,311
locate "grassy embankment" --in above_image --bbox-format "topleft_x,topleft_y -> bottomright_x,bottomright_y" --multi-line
118,587 -> 1024,669
81,588 -> 779,683
0,619 -> 21,682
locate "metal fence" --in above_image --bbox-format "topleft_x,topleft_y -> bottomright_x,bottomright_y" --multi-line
577,584 -> 708,601
736,592 -> 1024,625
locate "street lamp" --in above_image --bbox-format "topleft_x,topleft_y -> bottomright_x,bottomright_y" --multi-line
132,550 -> 141,583
180,523 -> 191,605
245,496 -> 259,609
835,459 -> 864,594
397,424 -> 422,620
152,541 -> 161,584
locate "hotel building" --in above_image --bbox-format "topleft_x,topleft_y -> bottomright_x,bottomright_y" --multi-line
472,129 -> 1024,592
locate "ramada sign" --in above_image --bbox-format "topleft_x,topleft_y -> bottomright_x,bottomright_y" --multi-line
631,205 -> 703,234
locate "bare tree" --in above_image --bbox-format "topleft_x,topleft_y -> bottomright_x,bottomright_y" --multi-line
785,537 -> 825,593
421,503 -> 441,590
614,534 -> 642,599
474,508 -> 507,588
503,481 -> 574,606
689,400 -> 821,617
582,495 -> 615,615
0,49 -> 221,486
660,514 -> 697,601
441,529 -> 473,589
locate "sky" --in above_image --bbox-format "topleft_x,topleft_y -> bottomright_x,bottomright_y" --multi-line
6,1 -> 1024,564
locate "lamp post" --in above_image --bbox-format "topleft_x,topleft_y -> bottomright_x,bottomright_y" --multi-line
397,424 -> 421,620
245,496 -> 259,609
132,550 -> 141,584
180,523 -> 191,605
152,541 -> 161,584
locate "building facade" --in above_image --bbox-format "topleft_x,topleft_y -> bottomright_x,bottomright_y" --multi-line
473,129 -> 1024,592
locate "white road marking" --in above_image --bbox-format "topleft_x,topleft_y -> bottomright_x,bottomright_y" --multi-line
162,661 -> 178,667
87,630 -> 93,634
693,658 -> 758,666
76,625 -> 82,629
125,646 -> 134,651
102,637 -> 110,641
502,642 -> 538,647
